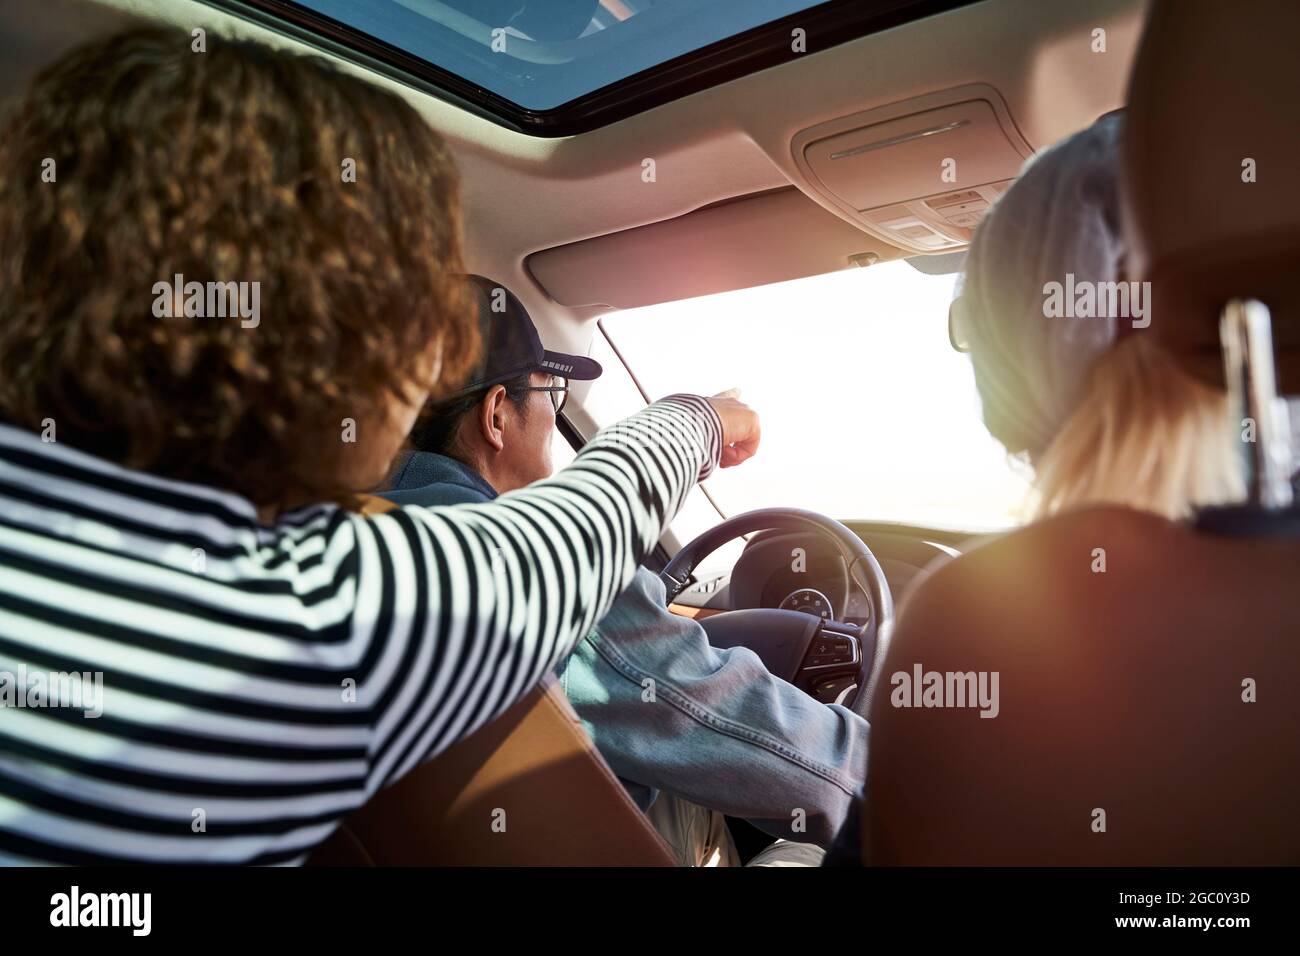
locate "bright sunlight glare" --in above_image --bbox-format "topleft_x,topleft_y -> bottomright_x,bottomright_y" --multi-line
602,261 -> 1032,531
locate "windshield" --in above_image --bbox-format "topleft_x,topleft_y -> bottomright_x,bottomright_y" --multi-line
601,261 -> 1032,532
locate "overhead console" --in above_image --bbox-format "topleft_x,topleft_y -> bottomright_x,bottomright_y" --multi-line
792,84 -> 1034,254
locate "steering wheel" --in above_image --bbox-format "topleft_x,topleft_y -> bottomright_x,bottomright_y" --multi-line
660,508 -> 894,718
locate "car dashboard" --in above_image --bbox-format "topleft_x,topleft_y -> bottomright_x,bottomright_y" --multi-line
670,522 -> 979,623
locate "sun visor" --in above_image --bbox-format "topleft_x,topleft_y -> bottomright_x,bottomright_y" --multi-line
526,188 -> 902,310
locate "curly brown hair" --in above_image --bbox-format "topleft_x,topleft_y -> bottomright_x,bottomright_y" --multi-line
0,26 -> 478,507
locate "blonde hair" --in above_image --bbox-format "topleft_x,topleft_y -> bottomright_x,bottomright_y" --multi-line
1031,336 -> 1244,520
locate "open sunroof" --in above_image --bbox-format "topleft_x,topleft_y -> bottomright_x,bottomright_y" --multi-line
215,0 -> 982,135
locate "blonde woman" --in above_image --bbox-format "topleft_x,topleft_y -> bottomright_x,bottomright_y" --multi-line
952,111 -> 1242,521
862,114 -> 1297,866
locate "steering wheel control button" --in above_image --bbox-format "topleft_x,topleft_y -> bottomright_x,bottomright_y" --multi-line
801,625 -> 860,672
818,636 -> 854,664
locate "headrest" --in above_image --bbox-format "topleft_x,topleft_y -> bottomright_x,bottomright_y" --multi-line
1123,0 -> 1300,391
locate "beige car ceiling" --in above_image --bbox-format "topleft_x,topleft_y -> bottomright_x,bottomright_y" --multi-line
2,0 -> 1146,372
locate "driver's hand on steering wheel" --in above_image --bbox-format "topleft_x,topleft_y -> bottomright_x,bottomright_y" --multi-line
707,388 -> 761,468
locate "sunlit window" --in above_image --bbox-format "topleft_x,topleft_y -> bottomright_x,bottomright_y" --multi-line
600,261 -> 1032,532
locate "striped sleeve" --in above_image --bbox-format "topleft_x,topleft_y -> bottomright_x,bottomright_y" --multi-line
347,395 -> 722,789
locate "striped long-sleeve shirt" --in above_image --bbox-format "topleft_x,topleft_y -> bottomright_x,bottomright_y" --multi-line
0,395 -> 722,865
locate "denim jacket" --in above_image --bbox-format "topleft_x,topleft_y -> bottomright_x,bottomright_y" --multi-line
383,452 -> 869,847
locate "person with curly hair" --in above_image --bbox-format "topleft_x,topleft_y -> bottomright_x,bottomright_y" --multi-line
0,26 -> 760,864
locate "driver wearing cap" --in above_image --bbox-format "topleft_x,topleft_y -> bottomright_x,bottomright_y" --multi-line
383,277 -> 868,866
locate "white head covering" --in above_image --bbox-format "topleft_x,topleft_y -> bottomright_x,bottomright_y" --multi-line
955,112 -> 1126,460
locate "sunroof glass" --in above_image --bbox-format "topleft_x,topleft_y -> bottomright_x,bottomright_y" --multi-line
290,0 -> 827,112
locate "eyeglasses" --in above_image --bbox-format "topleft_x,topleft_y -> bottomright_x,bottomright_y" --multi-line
519,376 -> 569,414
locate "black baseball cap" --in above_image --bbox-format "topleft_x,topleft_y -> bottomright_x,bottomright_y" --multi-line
453,275 -> 602,395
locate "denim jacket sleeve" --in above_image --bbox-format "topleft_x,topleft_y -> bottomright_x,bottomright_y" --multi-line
558,567 -> 869,849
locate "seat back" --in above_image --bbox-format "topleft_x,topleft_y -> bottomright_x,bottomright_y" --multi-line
1123,0 -> 1300,392
312,675 -> 675,866
865,507 -> 1300,865
311,495 -> 675,866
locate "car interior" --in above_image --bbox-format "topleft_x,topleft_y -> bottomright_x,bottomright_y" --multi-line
2,0 -> 1295,869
